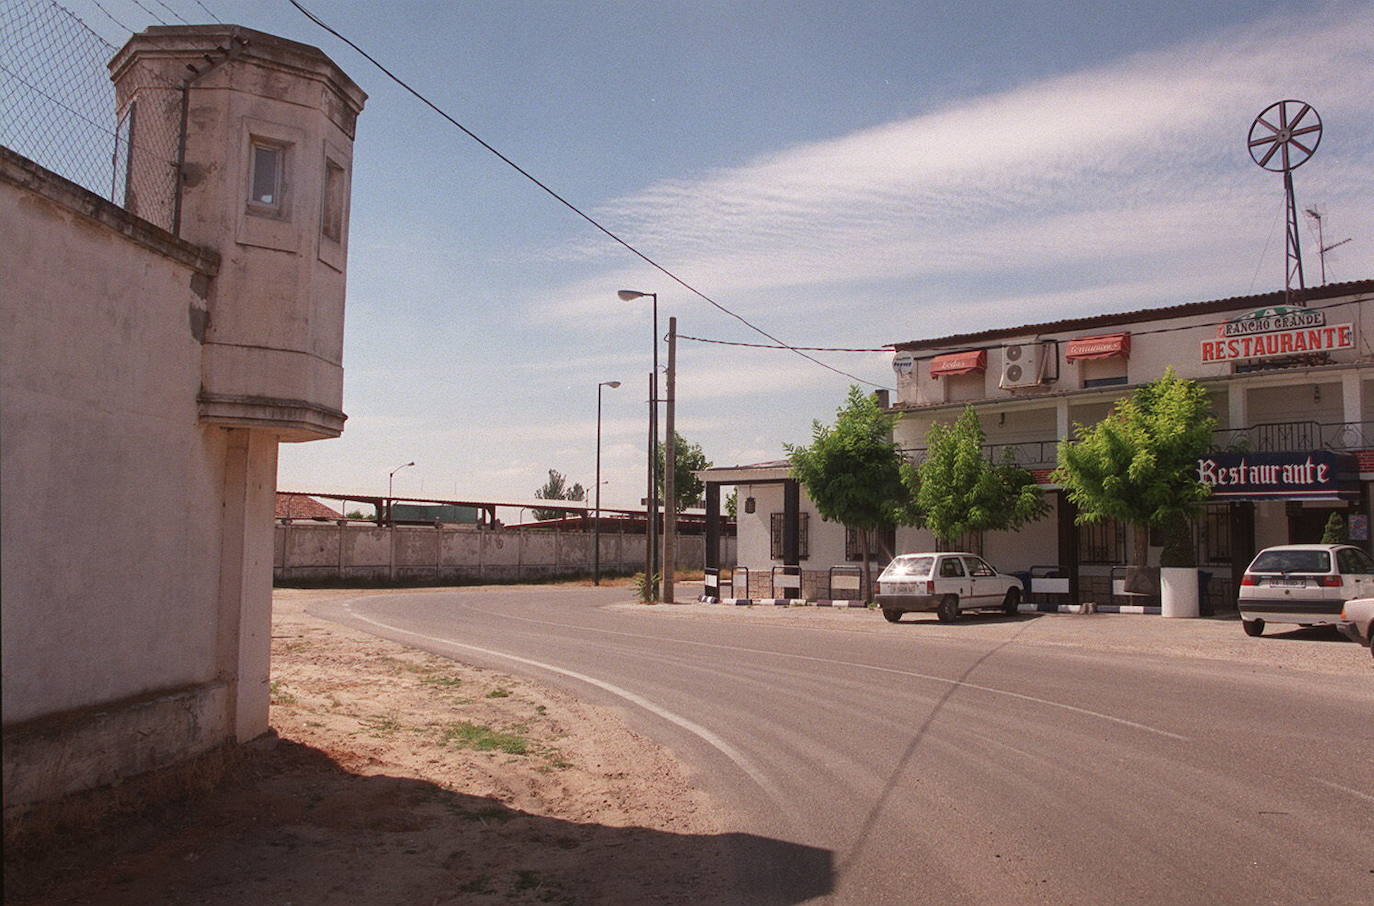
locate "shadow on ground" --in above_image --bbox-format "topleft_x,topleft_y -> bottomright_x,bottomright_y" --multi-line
5,738 -> 831,905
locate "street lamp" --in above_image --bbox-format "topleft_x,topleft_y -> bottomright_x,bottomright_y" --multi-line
618,289 -> 660,596
594,380 -> 621,585
387,460 -> 414,524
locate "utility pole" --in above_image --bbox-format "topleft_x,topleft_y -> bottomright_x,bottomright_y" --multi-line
645,371 -> 656,587
662,317 -> 677,604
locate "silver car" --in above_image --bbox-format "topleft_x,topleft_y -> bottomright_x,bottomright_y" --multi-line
1237,544 -> 1374,637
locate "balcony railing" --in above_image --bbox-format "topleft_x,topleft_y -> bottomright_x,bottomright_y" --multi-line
900,420 -> 1374,468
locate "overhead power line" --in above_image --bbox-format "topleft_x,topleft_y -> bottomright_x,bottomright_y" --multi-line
286,0 -> 888,390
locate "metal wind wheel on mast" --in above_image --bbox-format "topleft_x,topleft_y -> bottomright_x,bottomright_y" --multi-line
1247,100 -> 1322,305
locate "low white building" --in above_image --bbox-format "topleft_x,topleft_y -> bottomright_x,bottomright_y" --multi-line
2,25 -> 365,815
700,283 -> 1373,606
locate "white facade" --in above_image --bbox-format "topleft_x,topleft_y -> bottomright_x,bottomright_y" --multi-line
1,26 -> 364,815
703,284 -> 1373,603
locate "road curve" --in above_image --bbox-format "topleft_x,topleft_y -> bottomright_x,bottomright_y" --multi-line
310,587 -> 1374,905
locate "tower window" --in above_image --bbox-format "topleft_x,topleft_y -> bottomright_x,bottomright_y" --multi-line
249,142 -> 285,211
321,158 -> 345,242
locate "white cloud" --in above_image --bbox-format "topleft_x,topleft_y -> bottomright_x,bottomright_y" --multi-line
533,4 -> 1374,333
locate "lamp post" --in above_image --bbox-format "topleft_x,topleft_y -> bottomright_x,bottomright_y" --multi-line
387,460 -> 414,524
594,380 -> 621,585
618,289 -> 659,597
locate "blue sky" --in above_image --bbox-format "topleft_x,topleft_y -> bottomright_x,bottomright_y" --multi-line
47,0 -> 1374,508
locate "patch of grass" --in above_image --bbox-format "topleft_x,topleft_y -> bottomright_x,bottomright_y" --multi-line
378,656 -> 430,675
513,869 -> 543,891
420,674 -> 463,688
485,688 -> 511,699
360,714 -> 402,737
268,680 -> 297,706
440,722 -> 528,755
533,704 -> 547,715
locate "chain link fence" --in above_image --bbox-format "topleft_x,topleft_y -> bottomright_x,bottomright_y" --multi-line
1,0 -> 180,231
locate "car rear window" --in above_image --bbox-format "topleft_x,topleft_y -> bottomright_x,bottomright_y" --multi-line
1250,550 -> 1332,573
884,557 -> 934,577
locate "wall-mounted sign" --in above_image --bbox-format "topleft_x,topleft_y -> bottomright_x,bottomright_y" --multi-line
1200,322 -> 1354,364
892,352 -> 916,376
1196,450 -> 1359,501
1219,305 -> 1325,337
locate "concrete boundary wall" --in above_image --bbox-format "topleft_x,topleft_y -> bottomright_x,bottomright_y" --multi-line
274,523 -> 737,584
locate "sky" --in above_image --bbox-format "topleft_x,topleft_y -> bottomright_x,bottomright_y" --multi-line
22,0 -> 1374,512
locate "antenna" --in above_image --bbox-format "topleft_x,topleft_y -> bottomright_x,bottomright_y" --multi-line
1248,100 -> 1322,306
1303,207 -> 1352,285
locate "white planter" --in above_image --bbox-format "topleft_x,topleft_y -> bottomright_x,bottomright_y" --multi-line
1160,567 -> 1200,619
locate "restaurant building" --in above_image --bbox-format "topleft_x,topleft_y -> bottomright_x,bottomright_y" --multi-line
700,281 -> 1372,606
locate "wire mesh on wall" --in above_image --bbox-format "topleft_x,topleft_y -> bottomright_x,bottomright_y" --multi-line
1,0 -> 179,231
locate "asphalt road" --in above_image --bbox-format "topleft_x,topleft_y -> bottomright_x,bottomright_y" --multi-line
310,587 -> 1374,905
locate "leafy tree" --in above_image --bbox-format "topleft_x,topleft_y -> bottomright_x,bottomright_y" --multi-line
656,433 -> 711,512
725,490 -> 738,519
786,386 -> 920,600
909,406 -> 1047,547
533,469 -> 586,521
1052,368 -> 1215,569
1321,512 -> 1348,544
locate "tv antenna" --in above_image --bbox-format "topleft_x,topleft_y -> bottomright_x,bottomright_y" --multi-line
1247,99 -> 1321,305
1303,207 -> 1352,285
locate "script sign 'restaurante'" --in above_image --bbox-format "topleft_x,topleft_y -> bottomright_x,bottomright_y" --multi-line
1196,451 -> 1359,501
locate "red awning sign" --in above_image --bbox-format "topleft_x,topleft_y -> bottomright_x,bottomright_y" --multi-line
1065,333 -> 1130,361
929,349 -> 987,377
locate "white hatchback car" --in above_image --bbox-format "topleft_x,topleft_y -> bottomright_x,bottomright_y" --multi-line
1237,544 -> 1374,637
875,552 -> 1023,623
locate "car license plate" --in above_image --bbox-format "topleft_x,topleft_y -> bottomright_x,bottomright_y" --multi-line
1266,578 -> 1307,588
884,582 -> 916,594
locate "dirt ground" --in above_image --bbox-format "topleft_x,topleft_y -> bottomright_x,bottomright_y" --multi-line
4,586 -> 733,905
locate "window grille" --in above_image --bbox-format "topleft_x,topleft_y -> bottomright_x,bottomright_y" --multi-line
770,512 -> 809,560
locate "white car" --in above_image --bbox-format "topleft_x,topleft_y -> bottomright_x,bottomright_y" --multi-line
1237,544 -> 1374,637
876,552 -> 1023,623
1337,597 -> 1374,659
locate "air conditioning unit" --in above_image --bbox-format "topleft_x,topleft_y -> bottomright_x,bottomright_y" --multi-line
999,342 -> 1049,389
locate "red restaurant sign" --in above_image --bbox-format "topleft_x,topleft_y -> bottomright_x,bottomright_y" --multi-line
1201,323 -> 1354,364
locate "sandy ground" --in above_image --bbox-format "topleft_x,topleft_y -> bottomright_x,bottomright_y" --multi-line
4,586 -> 732,905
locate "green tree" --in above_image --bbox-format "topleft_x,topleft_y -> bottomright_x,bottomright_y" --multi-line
786,386 -> 920,600
725,490 -> 738,519
532,469 -> 586,521
909,406 -> 1047,548
1052,368 -> 1215,569
1321,512 -> 1348,544
656,433 -> 711,512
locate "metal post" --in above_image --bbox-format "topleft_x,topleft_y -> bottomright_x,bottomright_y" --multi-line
650,294 -> 660,590
650,370 -> 659,584
594,384 -> 604,585
1283,169 -> 1306,306
646,372 -> 656,585
663,317 -> 677,603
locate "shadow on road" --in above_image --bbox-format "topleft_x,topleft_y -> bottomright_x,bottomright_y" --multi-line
5,738 -> 832,905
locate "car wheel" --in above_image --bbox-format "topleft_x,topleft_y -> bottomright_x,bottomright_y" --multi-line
1002,588 -> 1021,616
937,595 -> 959,623
1242,618 -> 1264,637
882,608 -> 902,623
